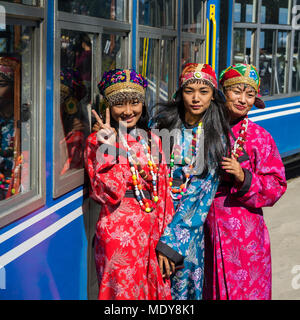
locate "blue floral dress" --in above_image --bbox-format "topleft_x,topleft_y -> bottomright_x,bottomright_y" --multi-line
157,123 -> 220,300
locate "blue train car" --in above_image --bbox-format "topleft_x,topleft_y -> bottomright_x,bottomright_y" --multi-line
0,0 -> 299,300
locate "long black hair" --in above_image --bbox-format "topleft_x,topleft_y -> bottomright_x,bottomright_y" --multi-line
153,85 -> 231,177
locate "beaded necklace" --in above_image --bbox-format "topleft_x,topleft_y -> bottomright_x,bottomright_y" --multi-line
169,122 -> 202,200
231,116 -> 248,159
119,131 -> 159,213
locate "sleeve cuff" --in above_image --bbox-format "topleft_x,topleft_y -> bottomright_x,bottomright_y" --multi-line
232,168 -> 252,197
156,241 -> 185,269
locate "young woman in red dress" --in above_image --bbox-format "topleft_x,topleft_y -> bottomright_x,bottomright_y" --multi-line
85,68 -> 175,300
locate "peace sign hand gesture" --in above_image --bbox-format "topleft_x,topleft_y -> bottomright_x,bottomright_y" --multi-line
92,108 -> 116,145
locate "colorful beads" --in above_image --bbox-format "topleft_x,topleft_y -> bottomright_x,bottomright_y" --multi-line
169,121 -> 202,200
120,133 -> 159,213
232,116 -> 248,160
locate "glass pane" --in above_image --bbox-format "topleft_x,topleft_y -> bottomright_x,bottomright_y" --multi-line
261,0 -> 290,25
292,31 -> 300,92
233,28 -> 255,65
182,0 -> 204,33
160,39 -> 173,102
259,30 -> 274,96
139,38 -> 158,118
275,31 -> 288,94
0,25 -> 33,201
58,0 -> 128,22
194,40 -> 204,63
59,30 -> 91,176
139,0 -> 175,29
102,34 -> 125,73
181,41 -> 192,66
1,0 -> 40,5
234,0 -> 256,23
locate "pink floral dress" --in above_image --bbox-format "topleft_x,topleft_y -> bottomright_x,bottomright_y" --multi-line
203,117 -> 287,300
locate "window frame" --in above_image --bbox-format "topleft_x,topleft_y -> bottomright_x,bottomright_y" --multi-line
53,2 -> 130,199
137,0 -> 178,117
0,1 -> 46,228
180,0 -> 207,78
231,0 -> 299,99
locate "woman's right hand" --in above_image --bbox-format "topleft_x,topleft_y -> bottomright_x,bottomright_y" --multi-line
157,251 -> 175,280
93,108 -> 116,145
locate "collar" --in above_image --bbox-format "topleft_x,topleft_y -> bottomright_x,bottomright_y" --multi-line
230,116 -> 246,127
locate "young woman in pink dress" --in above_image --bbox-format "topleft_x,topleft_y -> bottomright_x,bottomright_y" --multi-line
203,64 -> 287,300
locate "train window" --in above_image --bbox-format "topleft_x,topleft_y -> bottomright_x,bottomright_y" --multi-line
182,0 -> 205,33
258,29 -> 289,96
292,31 -> 300,93
55,30 -> 92,182
0,1 -> 45,227
58,0 -> 128,22
234,0 -> 257,23
139,37 -> 159,117
0,26 -> 34,203
181,40 -> 205,67
139,0 -> 175,29
2,0 -> 41,5
160,39 -> 174,102
276,31 -> 289,94
55,5 -> 130,198
233,28 -> 255,65
259,30 -> 274,96
102,33 -> 127,73
181,41 -> 192,66
232,0 -> 299,98
261,0 -> 290,25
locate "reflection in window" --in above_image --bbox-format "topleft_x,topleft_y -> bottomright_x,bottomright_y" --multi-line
182,0 -> 204,33
0,26 -> 33,201
181,40 -> 203,68
59,30 -> 91,176
233,29 -> 255,65
261,0 -> 290,25
160,39 -> 173,102
139,38 -> 158,117
58,0 -> 128,22
2,0 -> 39,5
292,31 -> 300,92
259,30 -> 274,96
276,31 -> 288,94
182,41 -> 192,67
102,34 -> 124,73
234,0 -> 256,23
139,0 -> 175,29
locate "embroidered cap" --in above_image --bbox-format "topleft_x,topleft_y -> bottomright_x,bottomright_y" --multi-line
219,63 -> 265,109
179,63 -> 218,89
98,69 -> 148,107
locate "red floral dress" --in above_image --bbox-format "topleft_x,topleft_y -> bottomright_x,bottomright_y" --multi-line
85,131 -> 175,300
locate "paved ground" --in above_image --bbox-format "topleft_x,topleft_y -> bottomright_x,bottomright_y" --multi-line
264,160 -> 300,300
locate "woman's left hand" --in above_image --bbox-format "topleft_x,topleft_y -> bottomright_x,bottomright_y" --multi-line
221,155 -> 245,184
157,252 -> 175,280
